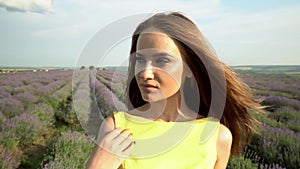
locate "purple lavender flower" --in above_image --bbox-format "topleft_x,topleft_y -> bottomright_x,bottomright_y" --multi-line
240,75 -> 300,99
97,70 -> 127,83
13,91 -> 38,106
42,161 -> 64,169
41,130 -> 94,169
0,111 -> 5,128
50,81 -> 72,99
259,163 -> 287,169
93,76 -> 127,116
0,147 -> 23,169
26,103 -> 55,126
286,118 -> 300,132
0,76 -> 23,87
0,91 -> 11,99
1,113 -> 43,146
97,70 -> 127,102
19,84 -> 35,92
262,96 -> 300,111
31,82 -> 44,88
0,98 -> 24,118
256,124 -> 300,168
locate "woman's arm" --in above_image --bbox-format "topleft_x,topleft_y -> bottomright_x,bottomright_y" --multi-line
86,117 -> 135,169
214,124 -> 232,169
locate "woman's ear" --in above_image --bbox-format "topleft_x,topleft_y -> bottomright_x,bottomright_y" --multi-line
184,69 -> 192,78
187,71 -> 192,78
182,62 -> 192,78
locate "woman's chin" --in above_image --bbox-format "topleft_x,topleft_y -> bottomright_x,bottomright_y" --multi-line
141,95 -> 164,103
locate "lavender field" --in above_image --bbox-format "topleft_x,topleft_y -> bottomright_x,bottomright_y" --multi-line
0,67 -> 299,169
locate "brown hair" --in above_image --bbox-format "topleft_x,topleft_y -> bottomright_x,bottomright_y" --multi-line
125,12 -> 263,156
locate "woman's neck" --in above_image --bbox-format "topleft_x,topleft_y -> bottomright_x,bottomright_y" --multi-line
132,91 -> 199,122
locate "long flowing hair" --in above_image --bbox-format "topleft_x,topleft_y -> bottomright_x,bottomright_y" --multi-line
125,12 -> 263,155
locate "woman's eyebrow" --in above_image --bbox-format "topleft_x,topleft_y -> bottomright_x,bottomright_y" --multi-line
135,51 -> 175,58
152,52 -> 173,57
135,52 -> 144,57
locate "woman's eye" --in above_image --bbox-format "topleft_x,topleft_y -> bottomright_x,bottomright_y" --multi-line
136,57 -> 146,64
156,58 -> 170,64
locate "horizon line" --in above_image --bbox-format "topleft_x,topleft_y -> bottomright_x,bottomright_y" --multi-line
1,64 -> 300,68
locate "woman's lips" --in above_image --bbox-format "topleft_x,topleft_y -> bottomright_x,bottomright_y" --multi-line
141,84 -> 158,92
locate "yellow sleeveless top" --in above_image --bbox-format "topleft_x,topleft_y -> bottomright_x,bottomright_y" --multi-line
114,111 -> 220,169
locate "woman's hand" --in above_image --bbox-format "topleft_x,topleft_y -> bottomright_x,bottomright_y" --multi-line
100,128 -> 135,159
86,117 -> 135,169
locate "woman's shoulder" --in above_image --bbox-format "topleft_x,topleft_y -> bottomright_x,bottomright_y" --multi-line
216,124 -> 232,160
105,116 -> 115,127
99,115 -> 115,132
111,111 -> 131,128
214,124 -> 232,168
217,124 -> 232,146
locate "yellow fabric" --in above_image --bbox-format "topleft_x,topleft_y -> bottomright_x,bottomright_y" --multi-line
114,112 -> 220,169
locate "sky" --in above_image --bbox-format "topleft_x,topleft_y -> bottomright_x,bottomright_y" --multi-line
0,0 -> 300,67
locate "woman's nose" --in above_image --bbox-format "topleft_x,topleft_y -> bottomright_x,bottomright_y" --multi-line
140,62 -> 154,80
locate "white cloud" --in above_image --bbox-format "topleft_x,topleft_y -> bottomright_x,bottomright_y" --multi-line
0,0 -> 54,14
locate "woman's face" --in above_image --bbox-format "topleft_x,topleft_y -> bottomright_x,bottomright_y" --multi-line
134,32 -> 184,102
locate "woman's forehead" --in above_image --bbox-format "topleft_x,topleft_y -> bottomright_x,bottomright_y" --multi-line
136,32 -> 182,59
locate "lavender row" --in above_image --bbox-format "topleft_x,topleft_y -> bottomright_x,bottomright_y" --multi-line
0,70 -> 72,96
240,74 -> 300,99
0,70 -> 73,89
0,71 -> 77,168
96,74 -> 126,102
96,69 -> 127,83
0,112 -> 48,168
92,73 -> 126,118
0,80 -> 70,119
41,130 -> 95,169
262,96 -> 300,111
72,70 -> 96,136
0,70 -> 73,119
249,124 -> 300,169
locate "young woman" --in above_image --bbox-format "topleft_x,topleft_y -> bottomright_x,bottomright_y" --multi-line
87,12 -> 263,169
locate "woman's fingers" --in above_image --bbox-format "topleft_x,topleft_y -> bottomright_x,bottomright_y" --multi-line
123,141 -> 135,156
117,133 -> 134,153
113,129 -> 132,145
102,128 -> 123,143
100,128 -> 135,157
